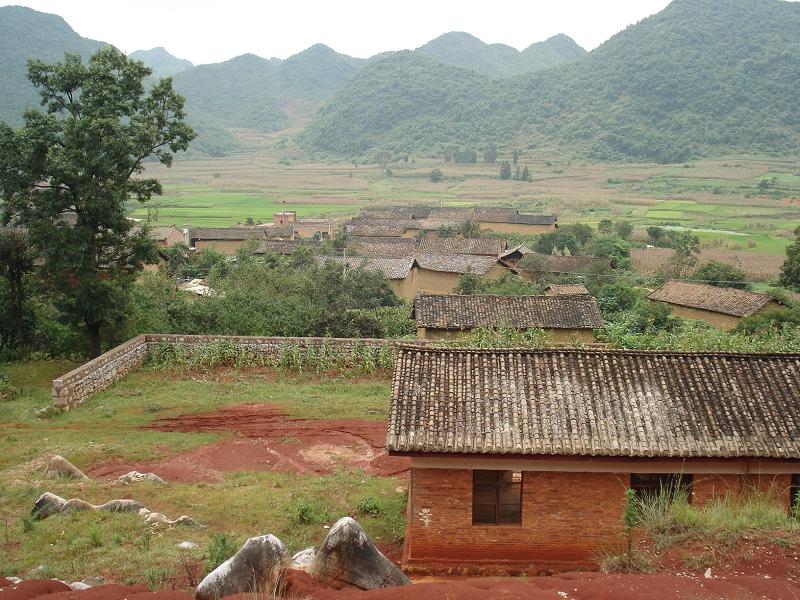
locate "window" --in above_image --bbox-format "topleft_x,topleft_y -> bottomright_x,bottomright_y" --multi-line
791,475 -> 800,516
472,470 -> 522,525
630,473 -> 693,502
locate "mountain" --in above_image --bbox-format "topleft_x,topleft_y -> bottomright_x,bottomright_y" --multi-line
129,46 -> 193,77
171,44 -> 363,138
0,5 -> 107,126
416,32 -> 585,76
301,0 -> 800,162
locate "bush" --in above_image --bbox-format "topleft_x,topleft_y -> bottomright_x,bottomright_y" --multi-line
0,369 -> 18,401
204,533 -> 239,573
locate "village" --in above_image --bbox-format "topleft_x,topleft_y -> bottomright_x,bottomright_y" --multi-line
3,1 -> 800,599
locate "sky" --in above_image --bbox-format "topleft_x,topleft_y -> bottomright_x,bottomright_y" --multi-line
2,0 -> 673,65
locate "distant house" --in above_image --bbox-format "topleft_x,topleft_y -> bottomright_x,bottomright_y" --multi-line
388,345 -> 800,573
344,218 -> 418,238
188,227 -> 265,254
498,244 -> 534,267
271,211 -> 334,239
518,253 -> 613,281
349,237 -> 418,258
149,225 -> 186,248
412,293 -> 603,342
409,254 -> 512,296
417,237 -> 507,256
315,256 -> 414,298
647,280 -> 783,330
545,283 -> 590,296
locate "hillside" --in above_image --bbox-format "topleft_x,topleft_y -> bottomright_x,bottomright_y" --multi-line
417,31 -> 585,76
129,46 -> 193,77
0,5 -> 107,126
302,0 -> 800,162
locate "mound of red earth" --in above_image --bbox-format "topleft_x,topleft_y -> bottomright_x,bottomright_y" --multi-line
4,571 -> 800,600
87,403 -> 409,483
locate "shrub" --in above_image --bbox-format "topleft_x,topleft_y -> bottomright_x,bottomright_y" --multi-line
204,533 -> 239,573
356,496 -> 382,517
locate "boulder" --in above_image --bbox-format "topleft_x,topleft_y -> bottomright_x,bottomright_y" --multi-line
118,471 -> 167,485
310,517 -> 410,590
32,492 -> 144,520
195,534 -> 288,600
43,455 -> 89,481
291,547 -> 316,571
139,508 -> 201,528
69,581 -> 92,591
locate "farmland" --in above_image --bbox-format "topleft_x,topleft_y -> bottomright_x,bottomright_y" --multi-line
136,140 -> 800,257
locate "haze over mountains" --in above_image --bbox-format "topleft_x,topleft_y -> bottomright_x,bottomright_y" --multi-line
2,0 -> 799,162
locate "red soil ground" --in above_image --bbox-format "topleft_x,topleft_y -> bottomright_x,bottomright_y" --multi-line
5,569 -> 800,600
88,403 -> 409,483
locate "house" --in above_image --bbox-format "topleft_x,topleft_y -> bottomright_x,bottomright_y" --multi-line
647,280 -> 783,330
188,227 -> 266,254
344,218 -> 418,238
387,345 -> 800,574
271,211 -> 335,239
518,253 -> 613,281
409,254 -> 511,296
149,226 -> 186,248
498,244 -> 534,267
315,256 -> 414,298
417,237 -> 507,256
412,294 -> 603,342
349,237 -> 418,258
545,283 -> 590,296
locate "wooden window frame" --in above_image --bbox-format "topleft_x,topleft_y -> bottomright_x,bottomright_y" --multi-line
630,473 -> 694,503
472,469 -> 523,526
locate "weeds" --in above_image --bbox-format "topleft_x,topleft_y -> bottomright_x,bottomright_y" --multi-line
356,496 -> 382,517
21,515 -> 35,533
87,525 -> 102,548
144,566 -> 171,591
147,339 -> 395,375
205,533 -> 238,573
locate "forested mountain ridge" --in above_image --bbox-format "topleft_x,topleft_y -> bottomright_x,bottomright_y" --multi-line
302,0 -> 800,162
417,31 -> 586,76
129,47 -> 193,78
0,5 -> 107,127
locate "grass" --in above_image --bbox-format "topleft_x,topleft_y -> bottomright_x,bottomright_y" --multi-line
0,361 -> 402,587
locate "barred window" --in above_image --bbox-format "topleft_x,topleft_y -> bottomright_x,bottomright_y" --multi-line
472,470 -> 522,525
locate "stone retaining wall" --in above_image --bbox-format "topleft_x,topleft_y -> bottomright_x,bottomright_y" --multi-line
52,334 -> 418,410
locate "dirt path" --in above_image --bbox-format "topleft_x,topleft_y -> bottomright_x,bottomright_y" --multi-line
88,403 -> 409,483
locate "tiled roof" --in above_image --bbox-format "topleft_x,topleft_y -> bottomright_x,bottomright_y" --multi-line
547,284 -> 590,296
418,238 -> 506,256
500,244 -> 534,259
148,226 -> 182,242
513,214 -> 558,225
471,207 -> 520,222
315,256 -> 414,280
344,219 -> 415,237
519,253 -> 612,274
350,238 -> 417,258
647,280 -> 777,317
189,227 -> 264,241
263,226 -> 294,239
254,240 -> 319,255
387,346 -> 800,458
412,294 -> 603,330
413,253 -> 501,275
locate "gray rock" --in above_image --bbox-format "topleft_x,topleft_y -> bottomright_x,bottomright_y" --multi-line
310,517 -> 410,590
43,455 -> 89,481
69,581 -> 92,591
195,534 -> 288,600
291,547 -> 316,571
139,508 -> 201,527
32,492 -> 144,520
118,471 -> 167,485
178,541 -> 199,550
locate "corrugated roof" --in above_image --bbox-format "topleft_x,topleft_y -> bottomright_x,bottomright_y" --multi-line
413,294 -> 603,330
418,238 -> 506,256
315,256 -> 414,280
387,346 -> 800,458
413,253 -> 500,275
647,280 -> 777,317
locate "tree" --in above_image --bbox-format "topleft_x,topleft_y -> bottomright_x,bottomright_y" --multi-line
665,231 -> 700,277
0,48 -> 195,357
483,144 -> 497,163
533,231 -> 580,256
646,225 -> 667,245
780,225 -> 800,291
694,261 -> 750,290
520,165 -> 530,181
429,168 -> 443,183
512,149 -> 519,165
499,161 -> 512,180
615,221 -> 634,240
459,221 -> 481,239
0,227 -> 35,354
513,166 -> 521,180
598,219 -> 615,235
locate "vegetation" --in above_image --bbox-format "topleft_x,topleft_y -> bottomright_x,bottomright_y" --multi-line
0,48 -> 194,357
780,226 -> 800,292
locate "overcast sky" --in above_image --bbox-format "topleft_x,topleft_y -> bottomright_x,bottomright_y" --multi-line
3,0 -> 673,65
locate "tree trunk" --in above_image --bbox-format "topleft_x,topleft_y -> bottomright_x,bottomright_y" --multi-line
86,321 -> 102,358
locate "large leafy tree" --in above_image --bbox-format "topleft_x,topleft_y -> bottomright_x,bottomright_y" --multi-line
0,48 -> 195,356
780,226 -> 800,292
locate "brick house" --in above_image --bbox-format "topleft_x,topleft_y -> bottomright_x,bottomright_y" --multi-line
315,256 -> 415,299
408,254 -> 513,296
271,211 -> 335,239
188,227 -> 267,254
412,294 -> 603,342
387,346 -> 800,574
417,237 -> 507,257
647,280 -> 783,330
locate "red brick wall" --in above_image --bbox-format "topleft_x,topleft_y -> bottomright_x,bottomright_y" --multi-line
692,473 -> 792,510
404,468 -> 629,572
